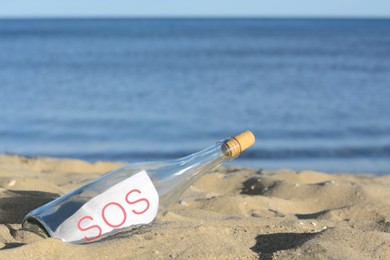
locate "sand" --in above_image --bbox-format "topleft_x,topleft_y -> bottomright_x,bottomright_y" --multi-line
0,154 -> 389,259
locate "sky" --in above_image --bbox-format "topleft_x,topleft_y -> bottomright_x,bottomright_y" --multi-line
0,0 -> 389,18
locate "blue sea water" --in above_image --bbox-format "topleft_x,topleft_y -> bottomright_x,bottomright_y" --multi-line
0,18 -> 389,174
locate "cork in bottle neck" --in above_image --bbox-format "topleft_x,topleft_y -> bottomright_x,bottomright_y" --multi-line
222,130 -> 255,158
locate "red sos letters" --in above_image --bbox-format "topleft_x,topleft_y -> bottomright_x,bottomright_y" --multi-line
77,189 -> 150,241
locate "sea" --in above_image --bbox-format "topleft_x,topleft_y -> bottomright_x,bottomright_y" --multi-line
0,18 -> 389,174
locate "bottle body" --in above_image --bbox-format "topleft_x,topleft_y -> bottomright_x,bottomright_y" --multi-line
23,140 -> 237,244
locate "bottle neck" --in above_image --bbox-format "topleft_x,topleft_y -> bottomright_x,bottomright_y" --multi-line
180,138 -> 240,167
156,138 -> 241,216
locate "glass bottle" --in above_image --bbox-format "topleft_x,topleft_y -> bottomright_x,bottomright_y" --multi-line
23,131 -> 255,244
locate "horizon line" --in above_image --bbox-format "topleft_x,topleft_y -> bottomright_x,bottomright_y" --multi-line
0,15 -> 390,20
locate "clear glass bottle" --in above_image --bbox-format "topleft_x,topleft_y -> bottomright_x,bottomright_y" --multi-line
23,131 -> 255,244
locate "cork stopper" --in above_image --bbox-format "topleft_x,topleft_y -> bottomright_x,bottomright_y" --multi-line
223,130 -> 255,157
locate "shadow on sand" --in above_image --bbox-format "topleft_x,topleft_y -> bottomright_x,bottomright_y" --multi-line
251,231 -> 324,260
0,190 -> 59,224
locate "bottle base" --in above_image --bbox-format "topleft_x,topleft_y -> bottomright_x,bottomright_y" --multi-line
22,217 -> 51,239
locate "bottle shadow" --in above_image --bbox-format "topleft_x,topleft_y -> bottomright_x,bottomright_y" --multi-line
0,190 -> 59,224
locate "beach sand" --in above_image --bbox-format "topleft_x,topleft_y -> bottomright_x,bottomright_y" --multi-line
0,154 -> 389,259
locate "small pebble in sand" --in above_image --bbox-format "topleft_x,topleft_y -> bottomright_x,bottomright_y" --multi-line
8,179 -> 16,187
311,222 -> 317,226
178,200 -> 187,206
